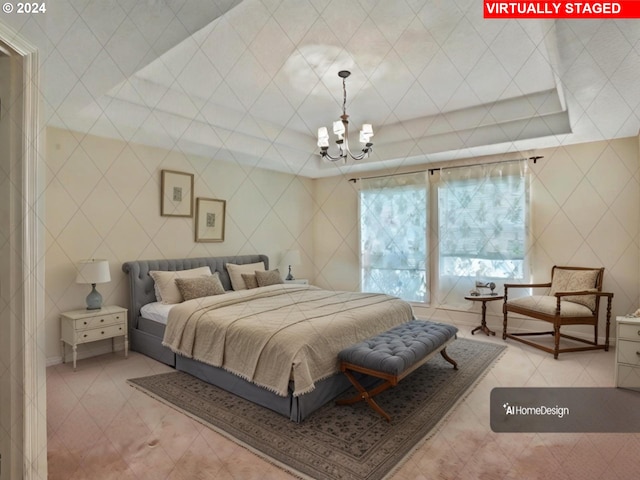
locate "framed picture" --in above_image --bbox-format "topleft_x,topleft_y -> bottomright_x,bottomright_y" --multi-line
160,170 -> 194,217
195,197 -> 226,242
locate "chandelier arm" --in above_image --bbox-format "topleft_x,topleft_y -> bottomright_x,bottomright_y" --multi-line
320,149 -> 346,162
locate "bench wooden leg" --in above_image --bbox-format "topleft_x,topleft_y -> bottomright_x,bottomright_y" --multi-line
440,348 -> 458,370
336,369 -> 393,422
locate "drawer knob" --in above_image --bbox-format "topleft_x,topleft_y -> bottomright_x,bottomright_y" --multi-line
100,319 -> 104,323
83,334 -> 87,338
83,321 -> 87,325
636,351 -> 640,356
101,331 -> 105,335
116,316 -> 120,319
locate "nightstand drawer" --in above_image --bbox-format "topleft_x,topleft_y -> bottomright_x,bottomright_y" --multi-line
618,340 -> 640,366
616,365 -> 640,391
74,312 -> 125,330
618,323 -> 640,340
75,323 -> 126,344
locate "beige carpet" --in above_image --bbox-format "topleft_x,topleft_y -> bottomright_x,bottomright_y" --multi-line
128,338 -> 505,480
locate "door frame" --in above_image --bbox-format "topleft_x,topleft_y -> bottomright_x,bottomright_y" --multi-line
0,21 -> 46,480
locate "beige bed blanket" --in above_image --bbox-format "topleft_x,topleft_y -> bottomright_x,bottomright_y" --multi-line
162,284 -> 414,397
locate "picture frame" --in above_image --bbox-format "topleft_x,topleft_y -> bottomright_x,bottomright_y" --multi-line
195,197 -> 226,242
160,169 -> 194,217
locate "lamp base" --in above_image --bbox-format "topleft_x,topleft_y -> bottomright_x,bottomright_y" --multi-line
286,265 -> 295,281
86,284 -> 103,310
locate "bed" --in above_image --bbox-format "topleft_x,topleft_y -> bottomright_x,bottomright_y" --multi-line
122,255 -> 415,422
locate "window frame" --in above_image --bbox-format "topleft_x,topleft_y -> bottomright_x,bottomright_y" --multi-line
358,162 -> 530,305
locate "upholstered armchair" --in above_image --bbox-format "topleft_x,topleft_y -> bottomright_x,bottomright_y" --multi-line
502,266 -> 613,359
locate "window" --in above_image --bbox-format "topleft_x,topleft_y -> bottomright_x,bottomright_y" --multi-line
359,172 -> 428,303
438,166 -> 527,279
436,162 -> 528,304
359,162 -> 529,304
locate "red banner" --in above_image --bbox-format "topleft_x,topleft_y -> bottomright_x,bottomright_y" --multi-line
484,1 -> 640,18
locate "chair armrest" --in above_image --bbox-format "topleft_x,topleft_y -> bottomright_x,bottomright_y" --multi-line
504,282 -> 551,301
553,291 -> 613,298
554,291 -> 614,314
504,282 -> 552,289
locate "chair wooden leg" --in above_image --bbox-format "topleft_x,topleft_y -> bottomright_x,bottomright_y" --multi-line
553,325 -> 560,359
605,297 -> 612,352
502,309 -> 508,340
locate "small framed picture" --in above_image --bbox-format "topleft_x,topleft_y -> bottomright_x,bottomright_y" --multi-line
195,197 -> 226,242
160,170 -> 194,217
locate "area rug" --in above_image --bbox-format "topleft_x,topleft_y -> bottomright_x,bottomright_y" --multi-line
128,338 -> 505,480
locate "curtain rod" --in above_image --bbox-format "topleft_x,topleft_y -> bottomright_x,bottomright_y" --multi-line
347,156 -> 543,183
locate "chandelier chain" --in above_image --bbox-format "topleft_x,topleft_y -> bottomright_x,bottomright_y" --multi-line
342,76 -> 347,117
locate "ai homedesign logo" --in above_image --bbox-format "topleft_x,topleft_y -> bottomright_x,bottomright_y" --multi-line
503,402 -> 570,419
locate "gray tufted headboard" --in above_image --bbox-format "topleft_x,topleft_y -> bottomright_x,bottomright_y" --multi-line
122,254 -> 269,326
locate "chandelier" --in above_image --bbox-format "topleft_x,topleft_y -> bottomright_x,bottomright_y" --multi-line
317,70 -> 374,162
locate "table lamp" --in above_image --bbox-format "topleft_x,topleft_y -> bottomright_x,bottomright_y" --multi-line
282,250 -> 301,281
76,259 -> 111,310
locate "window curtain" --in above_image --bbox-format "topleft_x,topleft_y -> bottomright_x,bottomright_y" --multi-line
434,160 -> 530,306
359,172 -> 429,303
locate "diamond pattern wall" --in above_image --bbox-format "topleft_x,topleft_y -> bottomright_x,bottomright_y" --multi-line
44,127 -> 315,362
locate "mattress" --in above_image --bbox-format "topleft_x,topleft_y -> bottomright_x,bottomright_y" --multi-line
140,302 -> 174,325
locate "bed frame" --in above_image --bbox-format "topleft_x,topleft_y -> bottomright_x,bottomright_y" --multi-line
121,254 -> 359,422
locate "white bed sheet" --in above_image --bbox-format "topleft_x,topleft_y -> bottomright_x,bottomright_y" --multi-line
140,302 -> 174,325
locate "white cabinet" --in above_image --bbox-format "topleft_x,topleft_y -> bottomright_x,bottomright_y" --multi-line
60,305 -> 128,371
284,279 -> 309,285
615,316 -> 640,391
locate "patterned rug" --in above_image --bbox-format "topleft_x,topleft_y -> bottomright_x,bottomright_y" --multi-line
128,338 -> 505,480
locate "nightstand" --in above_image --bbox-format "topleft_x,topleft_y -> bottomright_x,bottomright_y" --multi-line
284,279 -> 309,285
60,305 -> 128,371
615,316 -> 640,391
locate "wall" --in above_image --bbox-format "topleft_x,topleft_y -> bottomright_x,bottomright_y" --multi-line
45,127 -> 315,363
313,137 -> 640,339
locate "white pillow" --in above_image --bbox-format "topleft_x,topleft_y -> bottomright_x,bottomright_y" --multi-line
226,262 -> 266,290
149,266 -> 212,304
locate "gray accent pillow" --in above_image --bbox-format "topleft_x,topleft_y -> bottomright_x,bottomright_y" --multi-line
175,272 -> 226,301
149,266 -> 212,304
255,269 -> 283,287
241,273 -> 259,289
226,262 -> 266,290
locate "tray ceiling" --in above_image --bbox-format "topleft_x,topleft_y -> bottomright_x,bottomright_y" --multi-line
4,0 -> 639,177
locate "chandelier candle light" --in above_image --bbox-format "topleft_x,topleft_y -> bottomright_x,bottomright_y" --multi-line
317,70 -> 374,162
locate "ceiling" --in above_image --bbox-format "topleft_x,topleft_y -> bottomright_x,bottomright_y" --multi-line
4,0 -> 640,178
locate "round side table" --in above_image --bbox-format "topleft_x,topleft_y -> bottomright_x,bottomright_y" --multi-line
464,294 -> 504,336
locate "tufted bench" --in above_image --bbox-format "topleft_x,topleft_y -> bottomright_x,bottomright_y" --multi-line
336,320 -> 458,421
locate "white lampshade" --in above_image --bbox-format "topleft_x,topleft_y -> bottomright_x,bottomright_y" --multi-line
282,250 -> 301,267
359,124 -> 373,144
333,120 -> 345,137
317,127 -> 330,147
76,259 -> 111,285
